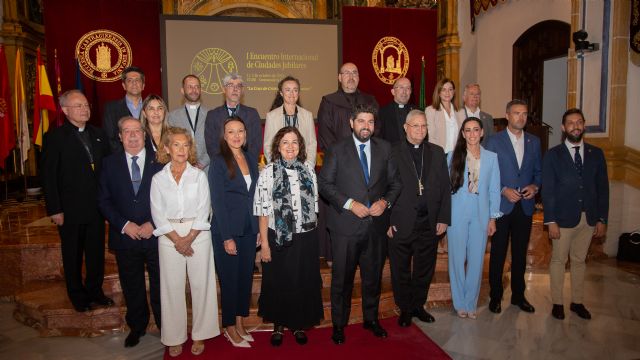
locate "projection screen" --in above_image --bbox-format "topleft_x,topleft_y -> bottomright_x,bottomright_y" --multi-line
161,16 -> 340,119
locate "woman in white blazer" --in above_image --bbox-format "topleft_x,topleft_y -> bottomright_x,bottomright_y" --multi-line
426,78 -> 462,154
263,76 -> 317,167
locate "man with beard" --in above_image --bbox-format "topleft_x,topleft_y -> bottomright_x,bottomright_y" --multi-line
378,77 -> 416,144
485,100 -> 541,314
542,108 -> 609,321
317,63 -> 379,261
318,104 -> 401,344
168,75 -> 210,171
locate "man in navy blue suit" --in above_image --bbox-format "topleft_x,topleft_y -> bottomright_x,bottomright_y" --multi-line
98,117 -> 163,347
543,108 -> 609,320
485,100 -> 541,314
203,73 -> 262,160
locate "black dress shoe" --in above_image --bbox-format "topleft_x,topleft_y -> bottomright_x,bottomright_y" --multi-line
489,299 -> 502,314
570,303 -> 591,320
124,330 -> 145,348
398,312 -> 412,327
552,304 -> 565,320
271,325 -> 284,346
363,320 -> 387,338
293,330 -> 307,345
511,298 -> 535,313
91,295 -> 115,307
411,308 -> 435,323
331,326 -> 345,345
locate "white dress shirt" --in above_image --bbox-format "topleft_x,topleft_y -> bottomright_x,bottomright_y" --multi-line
465,106 -> 481,119
443,104 -> 458,153
506,127 -> 524,169
125,148 -> 146,178
150,162 -> 211,236
564,138 -> 584,162
344,134 -> 372,209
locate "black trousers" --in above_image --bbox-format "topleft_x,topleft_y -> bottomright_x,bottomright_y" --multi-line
115,246 -> 161,332
58,221 -> 106,307
330,220 -> 386,327
388,220 -> 438,312
489,202 -> 532,302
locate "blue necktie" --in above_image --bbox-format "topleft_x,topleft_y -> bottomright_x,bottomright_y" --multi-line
573,146 -> 582,177
131,155 -> 141,195
359,144 -> 370,184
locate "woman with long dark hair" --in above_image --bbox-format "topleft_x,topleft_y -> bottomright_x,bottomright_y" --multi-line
209,116 -> 259,348
447,117 -> 501,319
263,76 -> 317,167
254,126 -> 323,346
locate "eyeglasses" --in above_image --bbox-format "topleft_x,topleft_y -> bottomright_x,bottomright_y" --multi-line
341,71 -> 359,77
394,86 -> 412,91
64,103 -> 91,110
125,78 -> 143,84
225,83 -> 243,90
406,124 -> 427,130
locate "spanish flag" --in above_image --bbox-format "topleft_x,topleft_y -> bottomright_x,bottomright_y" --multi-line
33,47 -> 56,147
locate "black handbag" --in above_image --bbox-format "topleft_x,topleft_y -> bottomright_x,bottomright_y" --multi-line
617,231 -> 640,262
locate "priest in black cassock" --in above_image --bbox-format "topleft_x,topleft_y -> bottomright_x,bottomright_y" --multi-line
378,77 -> 416,144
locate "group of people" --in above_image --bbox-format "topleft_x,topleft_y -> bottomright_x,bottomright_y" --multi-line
40,62 -> 609,356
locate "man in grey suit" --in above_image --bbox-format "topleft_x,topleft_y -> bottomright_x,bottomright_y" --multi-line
318,104 -> 402,344
168,75 -> 210,171
457,83 -> 493,145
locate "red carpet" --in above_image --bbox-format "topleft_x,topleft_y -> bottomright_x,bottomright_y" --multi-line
163,317 -> 451,359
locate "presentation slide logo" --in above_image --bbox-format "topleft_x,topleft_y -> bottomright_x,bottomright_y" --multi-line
75,29 -> 132,82
191,48 -> 238,95
372,36 -> 409,85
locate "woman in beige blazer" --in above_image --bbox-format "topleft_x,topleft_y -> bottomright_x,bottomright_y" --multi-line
426,78 -> 462,154
264,76 -> 317,167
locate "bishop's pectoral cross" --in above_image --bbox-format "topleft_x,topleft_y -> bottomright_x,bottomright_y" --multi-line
418,181 -> 424,196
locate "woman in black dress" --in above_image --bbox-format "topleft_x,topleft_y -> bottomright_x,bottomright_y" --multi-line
253,126 -> 323,346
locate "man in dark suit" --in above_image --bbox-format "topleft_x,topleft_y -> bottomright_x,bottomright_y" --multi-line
203,73 -> 262,160
318,104 -> 402,344
485,100 -> 541,314
388,110 -> 450,327
98,117 -> 162,347
103,66 -> 145,153
41,89 -> 113,312
317,62 -> 379,152
378,77 -> 416,144
317,63 -> 379,261
543,108 -> 609,320
457,83 -> 493,145
168,74 -> 210,171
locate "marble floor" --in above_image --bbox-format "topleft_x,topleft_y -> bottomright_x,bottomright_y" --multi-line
0,258 -> 638,360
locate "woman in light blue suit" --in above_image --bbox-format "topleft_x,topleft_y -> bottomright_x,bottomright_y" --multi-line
447,117 -> 502,319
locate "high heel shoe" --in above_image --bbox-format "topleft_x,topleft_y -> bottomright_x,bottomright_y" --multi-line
191,340 -> 205,355
223,329 -> 251,348
239,332 -> 255,342
168,345 -> 183,357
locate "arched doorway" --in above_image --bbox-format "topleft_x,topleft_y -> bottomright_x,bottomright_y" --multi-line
512,20 -> 571,130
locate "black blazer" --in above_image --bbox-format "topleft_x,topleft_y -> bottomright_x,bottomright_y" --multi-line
203,105 -> 263,161
378,102 -> 416,144
98,150 -> 163,250
102,98 -> 133,153
390,141 -> 451,238
542,142 -> 609,228
318,135 -> 402,236
209,152 -> 260,242
41,121 -> 110,223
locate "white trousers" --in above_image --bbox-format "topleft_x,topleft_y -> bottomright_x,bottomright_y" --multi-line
159,221 -> 220,346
